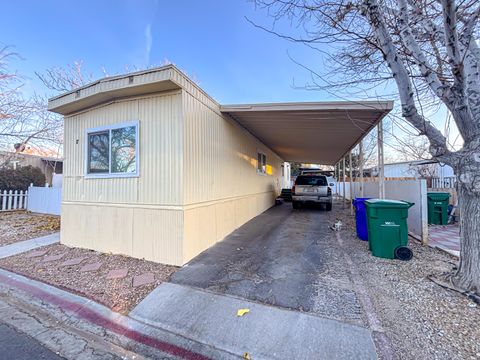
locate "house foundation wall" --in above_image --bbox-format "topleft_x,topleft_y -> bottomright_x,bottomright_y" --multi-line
61,203 -> 184,266
183,191 -> 275,263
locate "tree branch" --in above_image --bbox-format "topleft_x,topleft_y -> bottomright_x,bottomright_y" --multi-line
397,0 -> 451,101
362,0 -> 452,161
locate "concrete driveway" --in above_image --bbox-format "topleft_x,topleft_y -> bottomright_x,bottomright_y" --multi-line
171,202 -> 364,324
133,202 -> 383,359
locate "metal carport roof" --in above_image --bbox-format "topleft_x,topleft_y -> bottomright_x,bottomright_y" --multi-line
220,101 -> 393,165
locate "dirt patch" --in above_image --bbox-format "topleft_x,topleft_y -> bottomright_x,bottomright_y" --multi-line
0,243 -> 177,314
333,204 -> 480,360
0,211 -> 60,246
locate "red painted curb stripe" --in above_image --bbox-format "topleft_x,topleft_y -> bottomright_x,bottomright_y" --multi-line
0,273 -> 211,360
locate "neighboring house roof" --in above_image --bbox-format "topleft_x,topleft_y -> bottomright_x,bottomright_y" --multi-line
385,159 -> 437,166
40,156 -> 64,162
366,159 -> 438,170
0,150 -> 63,161
48,65 -> 393,165
0,151 -> 63,163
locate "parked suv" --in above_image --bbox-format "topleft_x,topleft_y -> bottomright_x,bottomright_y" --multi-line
292,175 -> 332,210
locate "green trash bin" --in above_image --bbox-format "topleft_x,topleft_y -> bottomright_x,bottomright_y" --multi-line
427,192 -> 450,225
365,199 -> 414,259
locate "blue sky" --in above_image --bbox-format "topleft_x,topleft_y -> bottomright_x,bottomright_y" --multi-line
2,0 -> 332,104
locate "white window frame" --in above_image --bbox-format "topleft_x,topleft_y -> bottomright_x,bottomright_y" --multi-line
84,121 -> 139,179
257,150 -> 267,175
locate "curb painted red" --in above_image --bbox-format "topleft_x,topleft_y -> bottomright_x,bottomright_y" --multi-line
0,272 -> 211,360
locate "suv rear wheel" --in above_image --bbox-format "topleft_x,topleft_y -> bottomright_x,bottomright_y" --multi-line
325,202 -> 332,211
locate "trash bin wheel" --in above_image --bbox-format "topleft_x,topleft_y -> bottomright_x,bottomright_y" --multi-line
394,246 -> 413,261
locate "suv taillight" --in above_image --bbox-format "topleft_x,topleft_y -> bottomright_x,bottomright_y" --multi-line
292,186 -> 296,195
327,187 -> 332,196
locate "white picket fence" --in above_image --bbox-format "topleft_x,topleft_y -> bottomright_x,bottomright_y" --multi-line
0,186 -> 61,215
0,190 -> 28,211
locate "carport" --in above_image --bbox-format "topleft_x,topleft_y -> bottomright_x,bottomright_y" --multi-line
221,100 -> 393,206
170,99 -> 394,316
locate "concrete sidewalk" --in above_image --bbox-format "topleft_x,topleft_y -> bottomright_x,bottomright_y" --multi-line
131,283 -> 377,360
0,268 -> 240,359
0,232 -> 59,259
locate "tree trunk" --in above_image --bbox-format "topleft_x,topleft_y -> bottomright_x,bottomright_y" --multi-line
453,166 -> 480,293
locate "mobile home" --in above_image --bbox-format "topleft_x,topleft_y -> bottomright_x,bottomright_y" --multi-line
49,65 -> 392,265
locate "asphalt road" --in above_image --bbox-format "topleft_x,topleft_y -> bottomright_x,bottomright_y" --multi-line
171,202 -> 363,322
0,322 -> 64,360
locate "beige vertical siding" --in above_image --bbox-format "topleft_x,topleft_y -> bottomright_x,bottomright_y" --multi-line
61,90 -> 184,265
182,91 -> 283,204
182,90 -> 283,262
63,91 -> 182,205
137,94 -> 183,205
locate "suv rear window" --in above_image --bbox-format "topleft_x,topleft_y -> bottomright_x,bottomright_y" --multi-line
295,176 -> 327,186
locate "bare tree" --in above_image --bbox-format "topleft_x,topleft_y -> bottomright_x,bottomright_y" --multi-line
253,0 -> 480,293
399,134 -> 432,161
360,127 -> 380,169
2,55 -> 114,168
0,47 -> 62,167
394,134 -> 439,177
36,58 -> 196,94
35,60 -> 93,93
0,47 -> 21,123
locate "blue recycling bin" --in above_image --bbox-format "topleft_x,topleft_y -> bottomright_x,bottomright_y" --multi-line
353,197 -> 371,241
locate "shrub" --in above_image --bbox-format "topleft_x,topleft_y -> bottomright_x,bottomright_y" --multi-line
0,165 -> 46,191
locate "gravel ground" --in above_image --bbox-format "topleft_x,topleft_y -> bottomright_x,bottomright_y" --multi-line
0,211 -> 60,246
0,244 -> 177,314
332,203 -> 480,360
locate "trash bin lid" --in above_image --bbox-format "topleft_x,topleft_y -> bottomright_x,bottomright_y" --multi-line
352,197 -> 371,206
365,199 -> 414,208
355,197 -> 371,201
427,192 -> 450,201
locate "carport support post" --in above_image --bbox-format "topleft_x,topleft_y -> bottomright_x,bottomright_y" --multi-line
338,162 -> 341,197
349,151 -> 353,215
334,163 -> 337,196
377,120 -> 385,199
342,157 -> 346,208
359,140 -> 364,197
337,162 -> 341,197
